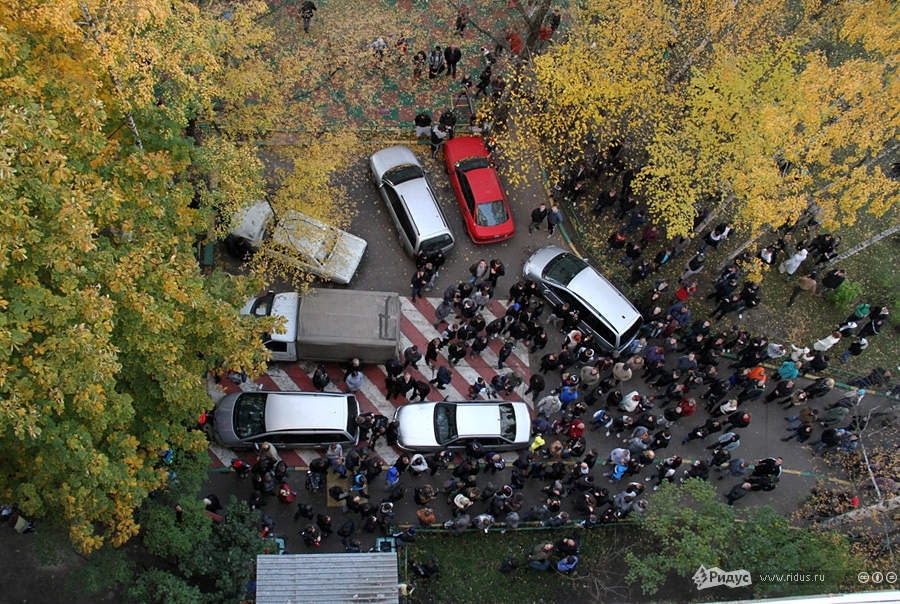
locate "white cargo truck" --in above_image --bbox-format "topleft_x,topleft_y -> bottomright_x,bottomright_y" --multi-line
242,288 -> 400,364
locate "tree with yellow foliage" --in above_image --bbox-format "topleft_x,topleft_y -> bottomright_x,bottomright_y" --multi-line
505,0 -> 899,244
0,0 -> 272,552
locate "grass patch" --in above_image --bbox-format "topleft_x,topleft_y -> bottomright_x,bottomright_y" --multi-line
401,526 -> 640,604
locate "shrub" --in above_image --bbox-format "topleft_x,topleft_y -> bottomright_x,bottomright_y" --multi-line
826,280 -> 863,312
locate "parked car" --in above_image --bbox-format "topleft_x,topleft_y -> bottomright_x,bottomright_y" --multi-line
369,145 -> 455,256
210,391 -> 360,449
394,400 -> 531,452
523,245 -> 643,355
443,136 -> 514,243
225,200 -> 367,285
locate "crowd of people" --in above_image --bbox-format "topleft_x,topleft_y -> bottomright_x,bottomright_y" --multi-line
223,236 -> 887,576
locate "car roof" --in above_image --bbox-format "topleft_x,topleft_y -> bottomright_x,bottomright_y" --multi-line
266,210 -> 367,284
460,165 -> 504,202
263,392 -> 351,432
523,246 -> 641,334
397,401 -> 530,444
566,267 -> 642,333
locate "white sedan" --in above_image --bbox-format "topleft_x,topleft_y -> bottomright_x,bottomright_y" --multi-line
394,401 -> 531,452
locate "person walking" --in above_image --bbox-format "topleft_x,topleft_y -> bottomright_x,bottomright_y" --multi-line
528,203 -> 549,234
299,1 -> 317,33
547,205 -> 563,237
787,272 -> 817,306
840,337 -> 869,364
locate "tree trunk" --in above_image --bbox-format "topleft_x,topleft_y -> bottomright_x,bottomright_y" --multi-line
827,224 -> 900,265
77,3 -> 144,151
817,495 -> 900,528
666,34 -> 711,91
716,228 -> 769,270
520,0 -> 553,57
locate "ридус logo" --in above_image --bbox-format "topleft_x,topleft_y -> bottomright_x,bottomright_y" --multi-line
693,565 -> 753,590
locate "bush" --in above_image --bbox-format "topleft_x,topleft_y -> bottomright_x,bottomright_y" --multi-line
825,280 -> 864,312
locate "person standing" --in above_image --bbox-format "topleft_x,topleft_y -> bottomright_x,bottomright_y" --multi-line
468,259 -> 489,284
414,110 -> 432,139
497,340 -> 514,370
840,337 -> 869,364
779,247 -> 808,277
410,268 -> 429,302
787,271 -> 817,306
345,369 -> 364,393
430,123 -> 448,159
547,9 -> 561,33
403,344 -> 423,370
547,205 -> 563,237
528,203 -> 549,234
820,268 -> 846,294
487,259 -> 505,287
474,66 -> 492,98
444,44 -> 462,78
299,1 -> 317,33
428,46 -> 445,78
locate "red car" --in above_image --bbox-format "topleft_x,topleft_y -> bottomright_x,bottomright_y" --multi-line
443,136 -> 515,243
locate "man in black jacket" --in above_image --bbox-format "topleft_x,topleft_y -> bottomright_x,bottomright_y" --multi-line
444,44 -> 462,77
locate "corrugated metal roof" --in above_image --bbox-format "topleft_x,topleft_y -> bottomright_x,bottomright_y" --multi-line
256,552 -> 399,604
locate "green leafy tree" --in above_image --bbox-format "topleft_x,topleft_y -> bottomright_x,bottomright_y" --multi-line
0,1 -> 269,552
624,480 -> 735,594
626,480 -> 863,597
735,506 -> 857,597
127,568 -> 205,604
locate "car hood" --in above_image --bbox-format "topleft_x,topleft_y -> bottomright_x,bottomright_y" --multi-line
370,145 -> 422,179
396,403 -> 440,449
212,392 -> 240,445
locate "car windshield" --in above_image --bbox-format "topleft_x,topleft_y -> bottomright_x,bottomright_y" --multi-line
499,403 -> 518,440
475,200 -> 509,227
457,156 -> 490,172
233,392 -> 267,439
542,252 -> 587,286
420,234 -> 453,255
383,164 -> 424,186
434,403 -> 458,444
